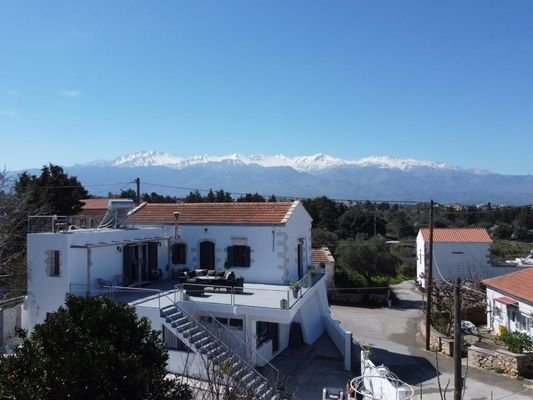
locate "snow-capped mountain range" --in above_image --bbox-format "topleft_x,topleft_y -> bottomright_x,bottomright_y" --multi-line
18,150 -> 529,204
86,151 -> 462,173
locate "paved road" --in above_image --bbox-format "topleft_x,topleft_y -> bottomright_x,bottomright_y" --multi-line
332,281 -> 533,400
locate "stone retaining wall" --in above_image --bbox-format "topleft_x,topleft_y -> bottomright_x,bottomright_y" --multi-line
468,345 -> 533,378
418,320 -> 454,356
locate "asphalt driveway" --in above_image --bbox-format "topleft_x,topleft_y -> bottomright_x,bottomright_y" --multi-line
331,280 -> 533,400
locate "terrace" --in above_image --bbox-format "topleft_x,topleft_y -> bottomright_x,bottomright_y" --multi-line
70,272 -> 324,311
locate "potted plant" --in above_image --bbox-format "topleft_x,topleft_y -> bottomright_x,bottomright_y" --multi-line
290,281 -> 301,298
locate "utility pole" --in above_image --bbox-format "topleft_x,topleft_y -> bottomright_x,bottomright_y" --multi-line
454,278 -> 463,400
425,200 -> 434,351
135,177 -> 140,205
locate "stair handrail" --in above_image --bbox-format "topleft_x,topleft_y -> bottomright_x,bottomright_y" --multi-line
174,284 -> 280,382
160,290 -> 279,394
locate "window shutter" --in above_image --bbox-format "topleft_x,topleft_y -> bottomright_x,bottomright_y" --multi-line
148,242 -> 158,271
172,243 -> 187,264
54,250 -> 61,276
180,244 -> 186,264
227,246 -> 234,266
243,246 -> 251,267
171,244 -> 179,264
45,250 -> 53,275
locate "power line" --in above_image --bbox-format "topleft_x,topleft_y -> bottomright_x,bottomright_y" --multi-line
7,177 -> 533,208
142,181 -> 425,204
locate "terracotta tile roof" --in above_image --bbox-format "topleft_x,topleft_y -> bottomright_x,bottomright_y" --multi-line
419,228 -> 492,243
312,247 -> 335,264
127,201 -> 298,225
81,199 -> 113,210
483,268 -> 533,304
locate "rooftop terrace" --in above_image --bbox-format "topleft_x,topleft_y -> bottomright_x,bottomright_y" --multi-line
72,273 -> 324,311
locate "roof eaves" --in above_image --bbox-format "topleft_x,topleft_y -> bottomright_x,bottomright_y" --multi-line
281,201 -> 298,224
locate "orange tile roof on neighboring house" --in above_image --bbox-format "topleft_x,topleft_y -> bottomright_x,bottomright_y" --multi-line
419,228 -> 492,243
312,247 -> 335,264
127,201 -> 298,225
81,198 -> 113,210
483,268 -> 533,304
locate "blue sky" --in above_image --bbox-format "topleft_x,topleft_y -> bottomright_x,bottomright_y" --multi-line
1,1 -> 532,174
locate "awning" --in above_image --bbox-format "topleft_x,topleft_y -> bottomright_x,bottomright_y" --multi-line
495,296 -> 518,306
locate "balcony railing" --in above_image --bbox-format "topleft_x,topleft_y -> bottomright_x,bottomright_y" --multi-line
175,271 -> 323,310
70,271 -> 324,310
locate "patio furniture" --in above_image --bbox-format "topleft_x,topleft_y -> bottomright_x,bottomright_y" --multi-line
187,274 -> 244,294
183,281 -> 205,296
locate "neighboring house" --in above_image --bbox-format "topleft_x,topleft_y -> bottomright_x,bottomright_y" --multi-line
312,247 -> 335,287
483,268 -> 533,338
72,198 -> 130,228
417,228 -> 503,287
24,200 -> 351,393
127,201 -> 313,284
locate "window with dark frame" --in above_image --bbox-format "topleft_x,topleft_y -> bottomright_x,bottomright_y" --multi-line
227,245 -> 251,267
256,321 -> 277,347
48,250 -> 60,277
171,243 -> 187,264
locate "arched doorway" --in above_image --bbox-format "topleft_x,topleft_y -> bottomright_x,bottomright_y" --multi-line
199,241 -> 215,270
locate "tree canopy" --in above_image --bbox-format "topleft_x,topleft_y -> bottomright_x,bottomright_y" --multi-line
15,164 -> 88,215
0,295 -> 191,400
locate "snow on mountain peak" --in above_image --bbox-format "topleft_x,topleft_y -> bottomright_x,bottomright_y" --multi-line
354,156 -> 459,171
95,151 -> 460,172
112,151 -> 183,167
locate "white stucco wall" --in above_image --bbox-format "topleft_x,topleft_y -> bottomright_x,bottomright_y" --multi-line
486,288 -> 533,337
417,232 -> 492,287
291,278 -> 329,345
25,227 -> 165,331
137,202 -> 313,285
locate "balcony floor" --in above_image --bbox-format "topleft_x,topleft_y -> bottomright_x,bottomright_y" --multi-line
117,279 -> 304,310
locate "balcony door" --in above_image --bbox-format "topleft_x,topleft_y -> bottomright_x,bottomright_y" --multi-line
199,241 -> 215,270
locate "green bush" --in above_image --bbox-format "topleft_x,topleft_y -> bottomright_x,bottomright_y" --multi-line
334,268 -> 369,288
501,331 -> 533,354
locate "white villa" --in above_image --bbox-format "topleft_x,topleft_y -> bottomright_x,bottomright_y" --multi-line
483,268 -> 533,338
24,200 -> 350,398
416,228 -> 514,287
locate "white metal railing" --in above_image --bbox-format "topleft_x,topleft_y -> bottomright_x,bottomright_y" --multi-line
176,271 -> 322,310
69,282 -> 280,390
174,285 -> 280,382
165,290 -> 280,393
28,215 -> 74,233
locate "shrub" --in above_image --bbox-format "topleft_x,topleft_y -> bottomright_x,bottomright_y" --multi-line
500,331 -> 533,354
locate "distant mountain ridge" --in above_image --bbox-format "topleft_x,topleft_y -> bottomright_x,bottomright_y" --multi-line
82,150 -> 465,173
19,151 -> 533,205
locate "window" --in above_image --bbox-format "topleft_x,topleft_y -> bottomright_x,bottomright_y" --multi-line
493,304 -> 502,318
256,321 -> 278,348
227,245 -> 251,267
171,243 -> 187,264
213,317 -> 243,330
229,318 -> 243,330
45,250 -> 61,277
518,314 -> 532,331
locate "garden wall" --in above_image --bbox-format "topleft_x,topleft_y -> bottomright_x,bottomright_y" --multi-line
418,320 -> 455,356
468,345 -> 533,378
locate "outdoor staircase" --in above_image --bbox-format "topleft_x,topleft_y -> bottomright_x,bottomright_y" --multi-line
160,304 -> 278,399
